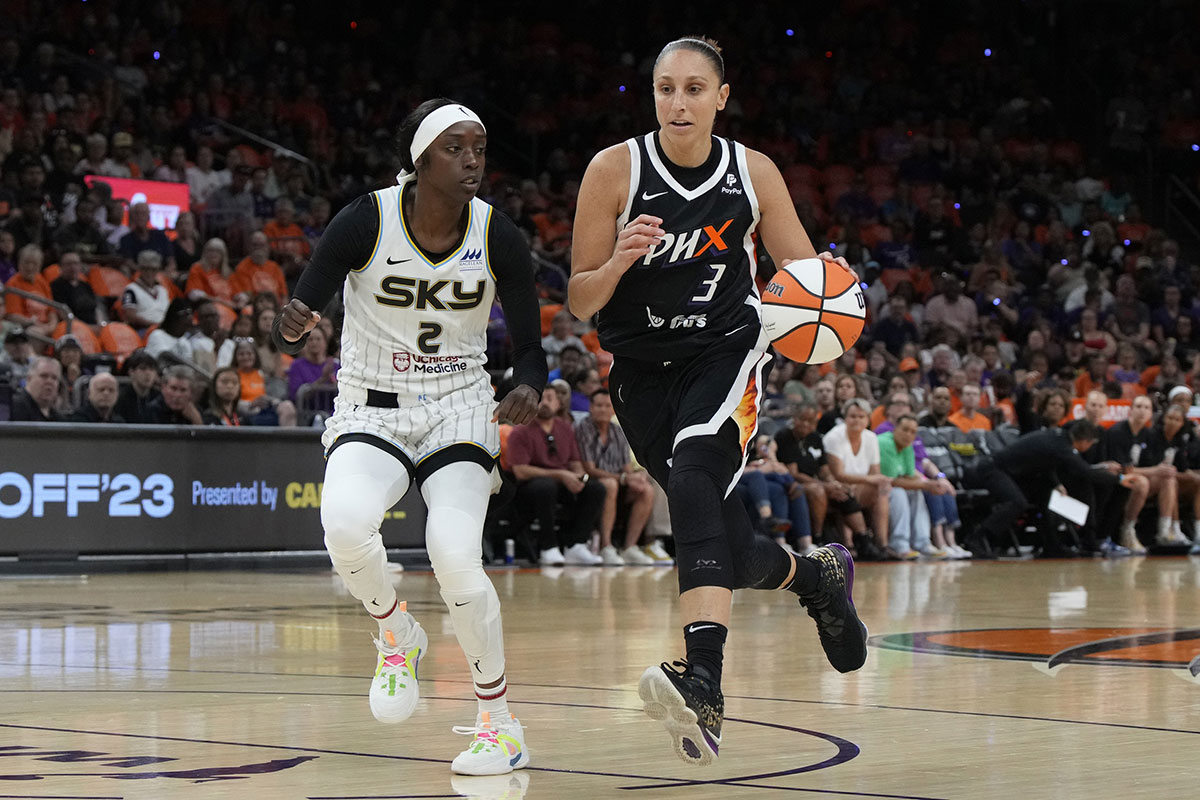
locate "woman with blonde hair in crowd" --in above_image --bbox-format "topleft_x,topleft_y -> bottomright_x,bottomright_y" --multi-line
186,237 -> 247,311
823,398 -> 893,560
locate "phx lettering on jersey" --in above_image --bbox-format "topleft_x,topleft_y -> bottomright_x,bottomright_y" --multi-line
393,352 -> 468,374
640,219 -> 733,267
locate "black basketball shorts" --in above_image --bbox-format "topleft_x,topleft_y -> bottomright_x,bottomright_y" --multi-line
608,344 -> 772,495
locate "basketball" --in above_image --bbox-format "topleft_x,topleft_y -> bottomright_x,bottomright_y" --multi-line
761,257 -> 867,364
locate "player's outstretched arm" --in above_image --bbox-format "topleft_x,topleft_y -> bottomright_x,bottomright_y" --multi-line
568,144 -> 664,320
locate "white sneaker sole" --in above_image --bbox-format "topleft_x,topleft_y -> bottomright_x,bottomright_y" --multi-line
451,746 -> 530,776
638,666 -> 718,767
369,625 -> 428,724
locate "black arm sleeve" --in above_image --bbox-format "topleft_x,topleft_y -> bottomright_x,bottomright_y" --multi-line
271,194 -> 380,355
489,211 -> 548,393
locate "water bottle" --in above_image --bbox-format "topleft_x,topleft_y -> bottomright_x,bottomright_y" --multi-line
504,539 -> 515,565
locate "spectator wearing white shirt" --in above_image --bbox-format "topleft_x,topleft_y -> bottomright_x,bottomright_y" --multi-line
145,298 -> 197,366
120,251 -> 171,331
186,146 -> 227,206
822,398 -> 894,560
189,301 -> 235,372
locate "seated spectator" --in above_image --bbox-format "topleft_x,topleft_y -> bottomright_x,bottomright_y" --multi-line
823,399 -> 893,559
202,366 -> 250,426
872,295 -> 920,356
917,385 -> 954,428
541,309 -> 586,369
145,298 -> 197,365
287,324 -> 338,408
775,404 -> 873,552
233,339 -> 297,426
4,243 -> 59,337
190,301 -> 234,373
1142,403 -> 1194,547
546,344 -> 583,382
10,356 -> 64,421
574,388 -> 659,565
924,274 -> 978,341
506,386 -> 607,566
1110,343 -> 1145,399
69,372 -> 124,423
120,251 -> 171,331
1017,381 -> 1070,433
988,371 -> 1018,425
114,349 -> 161,424
117,202 -> 174,270
878,415 -> 941,559
740,434 -> 814,554
819,373 -> 862,433
230,231 -> 287,305
185,237 -> 245,310
0,230 -> 17,283
1,327 -> 35,383
262,198 -> 311,262
49,249 -> 105,325
567,366 -> 601,414
253,305 -> 291,386
171,211 -> 202,273
144,365 -> 204,424
1074,353 -> 1110,398
52,196 -> 112,262
949,384 -> 992,432
55,335 -> 85,387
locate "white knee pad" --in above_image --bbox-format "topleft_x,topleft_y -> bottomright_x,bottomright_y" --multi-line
424,462 -> 505,683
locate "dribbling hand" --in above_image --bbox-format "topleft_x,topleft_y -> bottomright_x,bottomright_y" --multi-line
493,384 -> 539,424
787,251 -> 855,283
279,299 -> 321,343
612,213 -> 664,273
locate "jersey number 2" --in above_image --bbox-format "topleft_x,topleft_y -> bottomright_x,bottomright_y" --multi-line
418,322 -> 442,354
691,263 -> 726,303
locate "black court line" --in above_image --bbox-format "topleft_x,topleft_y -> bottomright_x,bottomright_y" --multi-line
0,708 -> 855,794
3,661 -> 1195,738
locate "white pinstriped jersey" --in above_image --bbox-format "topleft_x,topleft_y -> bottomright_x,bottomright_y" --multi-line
337,184 -> 496,400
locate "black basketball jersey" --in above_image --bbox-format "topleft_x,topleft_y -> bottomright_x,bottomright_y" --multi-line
597,132 -> 763,362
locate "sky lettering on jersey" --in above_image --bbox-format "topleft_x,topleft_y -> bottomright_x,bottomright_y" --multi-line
640,218 -> 734,267
375,277 -> 487,310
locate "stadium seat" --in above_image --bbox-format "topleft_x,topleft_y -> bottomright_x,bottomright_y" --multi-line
98,322 -> 144,361
823,164 -> 854,187
539,303 -> 563,337
51,321 -> 101,354
88,266 -> 131,298
863,164 -> 895,187
783,163 -> 822,187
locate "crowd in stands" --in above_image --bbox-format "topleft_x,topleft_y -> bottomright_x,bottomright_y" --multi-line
3,1 -> 1200,560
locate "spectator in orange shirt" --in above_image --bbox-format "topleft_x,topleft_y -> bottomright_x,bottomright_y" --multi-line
1074,353 -> 1109,399
232,338 -> 297,427
4,243 -> 59,336
262,198 -> 311,262
949,384 -> 993,433
185,237 -> 247,311
230,231 -> 287,305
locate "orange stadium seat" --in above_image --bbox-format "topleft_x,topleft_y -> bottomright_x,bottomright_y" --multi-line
825,183 -> 851,207
539,303 -> 563,336
498,424 -> 514,472
789,183 -> 824,209
98,322 -> 144,361
783,163 -> 822,187
863,164 -> 895,187
51,321 -> 101,354
88,266 -> 130,298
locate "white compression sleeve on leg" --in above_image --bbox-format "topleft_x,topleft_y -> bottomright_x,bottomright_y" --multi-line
323,442 -> 414,636
422,461 -> 505,683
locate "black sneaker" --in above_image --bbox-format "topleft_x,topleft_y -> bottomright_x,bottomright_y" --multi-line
800,543 -> 869,673
638,660 -> 723,766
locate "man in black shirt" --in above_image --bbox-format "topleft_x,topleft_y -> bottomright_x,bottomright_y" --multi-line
49,249 -> 104,325
114,349 -> 162,424
1063,390 -> 1131,554
69,372 -> 125,423
143,366 -> 203,424
9,356 -> 64,422
962,423 -> 1123,556
774,404 -> 871,553
917,386 -> 953,429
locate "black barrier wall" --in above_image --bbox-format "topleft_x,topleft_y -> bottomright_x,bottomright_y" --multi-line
0,424 -> 427,557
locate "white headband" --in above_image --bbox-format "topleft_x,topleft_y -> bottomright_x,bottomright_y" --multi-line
396,104 -> 485,184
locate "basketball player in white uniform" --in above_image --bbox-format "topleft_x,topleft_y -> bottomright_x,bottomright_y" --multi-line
274,99 -> 545,776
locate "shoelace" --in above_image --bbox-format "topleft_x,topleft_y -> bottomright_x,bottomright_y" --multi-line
452,719 -> 525,738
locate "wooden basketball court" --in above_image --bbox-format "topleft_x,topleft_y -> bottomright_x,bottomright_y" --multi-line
2,557 -> 1198,799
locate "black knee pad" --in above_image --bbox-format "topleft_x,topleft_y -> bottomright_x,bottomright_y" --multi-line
669,439 -> 740,592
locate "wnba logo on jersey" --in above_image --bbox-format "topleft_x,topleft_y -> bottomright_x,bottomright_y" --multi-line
640,219 -> 733,267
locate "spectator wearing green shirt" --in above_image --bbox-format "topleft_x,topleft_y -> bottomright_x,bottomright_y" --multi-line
878,415 -> 945,558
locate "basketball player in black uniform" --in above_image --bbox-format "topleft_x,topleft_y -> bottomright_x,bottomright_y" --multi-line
570,37 -> 868,766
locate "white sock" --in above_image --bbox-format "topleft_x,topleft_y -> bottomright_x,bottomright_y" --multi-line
1159,517 -> 1172,537
1174,520 -> 1185,537
371,599 -> 416,652
1193,520 -> 1200,542
476,676 -> 511,725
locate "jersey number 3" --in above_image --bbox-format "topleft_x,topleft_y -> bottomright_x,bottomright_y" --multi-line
418,322 -> 442,354
690,263 -> 726,303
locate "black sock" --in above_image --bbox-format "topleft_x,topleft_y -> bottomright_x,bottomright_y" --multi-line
683,621 -> 728,686
784,552 -> 820,596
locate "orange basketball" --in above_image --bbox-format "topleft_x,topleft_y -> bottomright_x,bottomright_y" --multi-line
761,257 -> 867,364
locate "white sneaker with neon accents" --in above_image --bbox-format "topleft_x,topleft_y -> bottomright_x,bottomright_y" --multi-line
451,712 -> 530,775
368,620 -> 428,724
